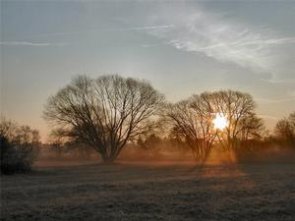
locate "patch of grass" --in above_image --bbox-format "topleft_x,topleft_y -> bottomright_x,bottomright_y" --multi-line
1,162 -> 295,221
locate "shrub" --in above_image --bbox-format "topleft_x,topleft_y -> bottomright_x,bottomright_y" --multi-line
0,119 -> 39,175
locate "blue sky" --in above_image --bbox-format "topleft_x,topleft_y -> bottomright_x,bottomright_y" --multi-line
1,0 -> 295,140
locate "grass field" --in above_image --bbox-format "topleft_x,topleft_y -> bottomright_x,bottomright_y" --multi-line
1,161 -> 295,221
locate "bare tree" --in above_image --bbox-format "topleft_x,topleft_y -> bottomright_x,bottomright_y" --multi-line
44,75 -> 164,162
195,90 -> 261,150
0,117 -> 40,145
238,113 -> 264,142
0,117 -> 17,140
275,111 -> 295,148
166,90 -> 263,160
166,99 -> 216,161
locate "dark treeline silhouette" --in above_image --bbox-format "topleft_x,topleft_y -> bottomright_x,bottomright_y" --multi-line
43,74 -> 294,163
0,118 -> 40,174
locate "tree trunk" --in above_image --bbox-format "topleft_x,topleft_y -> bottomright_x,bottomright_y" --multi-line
101,152 -> 116,163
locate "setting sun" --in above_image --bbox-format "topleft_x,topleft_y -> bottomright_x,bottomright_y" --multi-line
213,113 -> 228,130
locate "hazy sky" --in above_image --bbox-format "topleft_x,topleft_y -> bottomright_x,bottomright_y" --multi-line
1,0 -> 295,141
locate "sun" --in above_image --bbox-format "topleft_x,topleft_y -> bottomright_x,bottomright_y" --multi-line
213,113 -> 228,130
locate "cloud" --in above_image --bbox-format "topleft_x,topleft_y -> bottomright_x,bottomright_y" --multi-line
256,97 -> 295,104
118,24 -> 174,31
0,41 -> 68,47
27,25 -> 174,38
146,5 -> 295,73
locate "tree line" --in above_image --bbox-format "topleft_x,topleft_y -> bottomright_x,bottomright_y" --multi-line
1,74 -> 295,173
43,74 -> 295,162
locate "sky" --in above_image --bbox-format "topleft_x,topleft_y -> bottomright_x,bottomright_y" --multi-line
1,0 -> 295,141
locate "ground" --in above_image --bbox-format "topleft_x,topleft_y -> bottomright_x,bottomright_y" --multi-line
1,161 -> 295,221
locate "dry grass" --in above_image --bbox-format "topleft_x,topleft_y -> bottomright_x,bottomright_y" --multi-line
1,161 -> 295,221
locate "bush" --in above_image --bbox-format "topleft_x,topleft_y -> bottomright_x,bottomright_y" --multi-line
1,137 -> 38,174
0,119 -> 39,175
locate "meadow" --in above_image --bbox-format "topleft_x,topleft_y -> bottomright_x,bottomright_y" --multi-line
1,161 -> 294,221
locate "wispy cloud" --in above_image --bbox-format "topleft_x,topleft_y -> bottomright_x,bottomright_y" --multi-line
26,25 -> 174,38
191,37 -> 295,51
118,24 -> 174,31
256,97 -> 295,104
0,41 -> 68,47
146,5 -> 295,73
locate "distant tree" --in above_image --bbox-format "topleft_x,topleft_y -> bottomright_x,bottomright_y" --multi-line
48,128 -> 69,156
0,119 -> 40,146
137,134 -> 162,150
44,75 -> 164,162
275,111 -> 295,148
0,118 -> 40,174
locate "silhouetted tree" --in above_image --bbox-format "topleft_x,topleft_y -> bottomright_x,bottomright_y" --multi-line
44,75 -> 164,162
166,99 -> 216,161
193,90 -> 262,150
239,113 -> 264,142
166,90 -> 263,160
275,111 -> 295,148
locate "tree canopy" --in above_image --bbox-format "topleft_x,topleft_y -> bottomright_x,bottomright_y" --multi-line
44,75 -> 164,162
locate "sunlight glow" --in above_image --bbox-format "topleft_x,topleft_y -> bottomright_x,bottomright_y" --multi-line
213,113 -> 228,130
